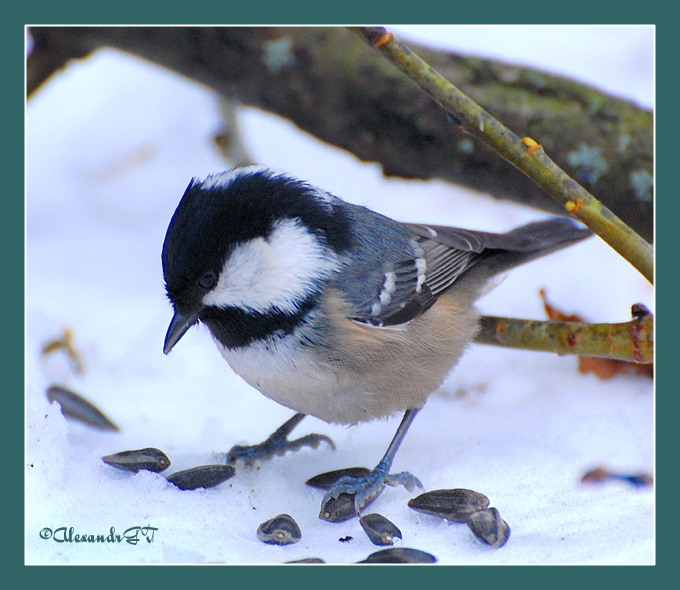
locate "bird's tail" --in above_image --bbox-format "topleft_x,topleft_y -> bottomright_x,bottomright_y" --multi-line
446,217 -> 592,295
480,217 -> 592,275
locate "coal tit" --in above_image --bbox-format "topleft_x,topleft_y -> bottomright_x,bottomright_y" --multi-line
162,165 -> 591,514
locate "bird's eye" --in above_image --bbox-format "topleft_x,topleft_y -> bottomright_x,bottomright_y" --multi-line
198,272 -> 217,290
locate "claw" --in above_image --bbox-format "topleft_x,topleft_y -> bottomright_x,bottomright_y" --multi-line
385,471 -> 422,492
319,409 -> 425,520
226,433 -> 335,467
320,464 -> 423,519
224,413 -> 334,467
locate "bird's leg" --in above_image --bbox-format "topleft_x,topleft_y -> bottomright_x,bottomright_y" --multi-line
225,413 -> 335,467
320,408 -> 423,519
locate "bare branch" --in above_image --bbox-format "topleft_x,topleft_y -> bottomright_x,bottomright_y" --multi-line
476,313 -> 653,364
26,26 -> 653,243
354,27 -> 653,284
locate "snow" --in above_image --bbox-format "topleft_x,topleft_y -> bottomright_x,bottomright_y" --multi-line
25,25 -> 654,565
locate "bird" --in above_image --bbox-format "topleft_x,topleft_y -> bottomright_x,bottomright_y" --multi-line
161,165 -> 591,516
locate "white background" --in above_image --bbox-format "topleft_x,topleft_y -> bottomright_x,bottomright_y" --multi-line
25,25 -> 654,565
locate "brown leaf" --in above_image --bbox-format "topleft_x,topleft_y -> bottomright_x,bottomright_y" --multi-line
578,356 -> 653,380
539,288 -> 584,322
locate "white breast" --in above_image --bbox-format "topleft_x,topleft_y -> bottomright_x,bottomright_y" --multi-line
211,291 -> 477,426
213,332 -> 364,424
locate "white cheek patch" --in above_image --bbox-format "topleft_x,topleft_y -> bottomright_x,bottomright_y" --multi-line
202,218 -> 336,315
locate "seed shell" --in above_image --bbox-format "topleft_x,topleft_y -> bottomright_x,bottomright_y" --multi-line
102,448 -> 171,473
46,384 -> 119,431
408,488 -> 490,523
466,507 -> 511,548
166,464 -> 236,490
319,492 -> 358,523
358,547 -> 437,564
305,467 -> 371,490
285,558 -> 325,564
257,514 -> 302,545
359,513 -> 402,546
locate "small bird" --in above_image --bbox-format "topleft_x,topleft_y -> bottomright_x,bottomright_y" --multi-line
162,165 -> 591,515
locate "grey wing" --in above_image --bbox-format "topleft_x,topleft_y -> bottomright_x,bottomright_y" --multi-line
346,223 -> 483,327
343,218 -> 590,327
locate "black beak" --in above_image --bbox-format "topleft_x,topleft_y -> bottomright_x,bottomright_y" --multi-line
164,310 -> 199,355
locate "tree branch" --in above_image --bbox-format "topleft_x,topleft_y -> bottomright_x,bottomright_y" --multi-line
476,311 -> 653,364
26,26 -> 653,243
354,27 -> 653,284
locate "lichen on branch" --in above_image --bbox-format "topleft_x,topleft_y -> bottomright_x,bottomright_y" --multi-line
353,26 -> 653,284
26,26 -> 653,243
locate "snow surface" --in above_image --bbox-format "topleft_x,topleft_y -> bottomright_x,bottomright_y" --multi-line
25,25 -> 654,565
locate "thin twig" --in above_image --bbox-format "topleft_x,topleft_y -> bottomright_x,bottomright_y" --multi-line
476,313 -> 653,364
352,26 -> 653,285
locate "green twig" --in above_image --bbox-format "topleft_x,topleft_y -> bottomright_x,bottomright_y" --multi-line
352,26 -> 653,285
476,311 -> 653,364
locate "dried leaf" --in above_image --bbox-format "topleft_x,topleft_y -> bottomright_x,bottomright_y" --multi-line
581,466 -> 653,487
539,288 -> 584,322
578,356 -> 653,380
41,328 -> 85,375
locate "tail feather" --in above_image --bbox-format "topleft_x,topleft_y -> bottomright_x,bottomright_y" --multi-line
472,217 -> 592,277
406,216 -> 592,304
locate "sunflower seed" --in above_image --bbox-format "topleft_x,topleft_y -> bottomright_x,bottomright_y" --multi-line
358,547 -> 436,564
466,507 -> 511,548
257,514 -> 302,545
285,557 -> 325,564
359,513 -> 402,546
319,492 -> 357,523
408,488 -> 490,523
46,384 -> 119,431
102,448 -> 171,473
166,465 -> 236,490
305,467 -> 371,490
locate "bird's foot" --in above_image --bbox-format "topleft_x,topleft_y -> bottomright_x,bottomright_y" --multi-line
319,460 -> 422,521
225,416 -> 335,468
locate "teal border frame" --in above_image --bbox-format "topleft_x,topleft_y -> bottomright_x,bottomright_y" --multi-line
14,1 -> 665,584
